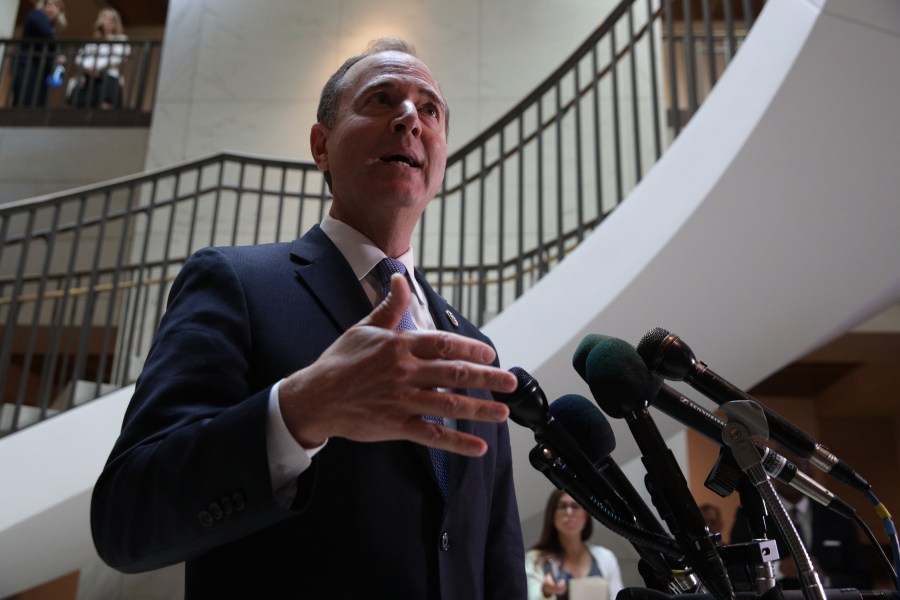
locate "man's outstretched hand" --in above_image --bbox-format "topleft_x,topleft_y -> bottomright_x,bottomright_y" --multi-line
279,272 -> 517,454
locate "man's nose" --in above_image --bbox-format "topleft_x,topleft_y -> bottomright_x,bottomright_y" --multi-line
392,100 -> 420,135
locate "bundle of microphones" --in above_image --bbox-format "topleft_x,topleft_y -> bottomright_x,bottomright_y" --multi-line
494,328 -> 900,600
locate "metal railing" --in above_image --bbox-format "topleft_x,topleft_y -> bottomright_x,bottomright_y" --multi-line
0,0 -> 761,434
0,37 -> 162,126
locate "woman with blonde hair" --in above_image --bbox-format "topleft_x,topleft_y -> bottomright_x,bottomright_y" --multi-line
70,7 -> 130,109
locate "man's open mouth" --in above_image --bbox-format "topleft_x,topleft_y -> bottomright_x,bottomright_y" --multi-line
380,154 -> 421,168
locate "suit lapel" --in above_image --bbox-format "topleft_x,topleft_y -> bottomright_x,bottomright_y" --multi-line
290,226 -> 373,332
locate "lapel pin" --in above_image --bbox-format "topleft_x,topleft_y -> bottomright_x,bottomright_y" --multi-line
445,309 -> 459,328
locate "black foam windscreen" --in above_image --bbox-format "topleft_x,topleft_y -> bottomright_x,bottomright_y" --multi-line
547,394 -> 616,464
581,335 -> 654,418
572,334 -> 606,381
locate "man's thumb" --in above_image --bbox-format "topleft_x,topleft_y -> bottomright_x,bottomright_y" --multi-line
362,273 -> 412,330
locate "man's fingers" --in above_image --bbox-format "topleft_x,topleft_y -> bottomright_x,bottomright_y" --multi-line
412,418 -> 490,457
407,329 -> 499,364
391,390 -> 511,456
419,388 -> 510,422
404,359 -> 517,395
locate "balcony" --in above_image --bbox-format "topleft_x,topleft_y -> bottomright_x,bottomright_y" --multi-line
0,37 -> 162,128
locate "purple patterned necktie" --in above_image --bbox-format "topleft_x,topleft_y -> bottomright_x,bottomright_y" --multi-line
372,257 -> 450,499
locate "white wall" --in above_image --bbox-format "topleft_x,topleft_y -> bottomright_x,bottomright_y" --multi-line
0,128 -> 150,203
146,0 -> 618,169
0,0 -> 17,37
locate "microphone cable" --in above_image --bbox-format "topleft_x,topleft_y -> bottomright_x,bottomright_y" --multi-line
862,489 -> 900,591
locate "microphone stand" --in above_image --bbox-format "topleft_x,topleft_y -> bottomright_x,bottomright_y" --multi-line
704,447 -> 779,594
721,400 -> 826,600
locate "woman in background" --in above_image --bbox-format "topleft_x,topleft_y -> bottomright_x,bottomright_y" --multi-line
526,490 -> 625,600
71,7 -> 129,109
11,0 -> 67,107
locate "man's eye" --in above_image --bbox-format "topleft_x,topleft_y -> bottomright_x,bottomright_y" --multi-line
422,105 -> 439,119
370,92 -> 390,104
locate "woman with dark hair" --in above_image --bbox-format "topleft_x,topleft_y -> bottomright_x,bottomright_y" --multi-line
11,0 -> 67,107
526,489 -> 624,600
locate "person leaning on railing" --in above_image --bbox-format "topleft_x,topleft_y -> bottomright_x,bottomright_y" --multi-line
68,7 -> 129,109
10,0 -> 67,108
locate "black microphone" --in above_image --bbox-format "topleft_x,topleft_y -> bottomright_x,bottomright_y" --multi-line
548,394 -> 673,538
636,327 -> 870,493
649,383 -> 856,519
575,335 -> 735,600
494,368 -> 683,561
545,394 -> 691,591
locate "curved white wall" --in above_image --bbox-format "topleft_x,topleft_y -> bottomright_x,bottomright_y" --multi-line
2,0 -> 900,596
0,387 -> 131,597
488,0 -> 900,523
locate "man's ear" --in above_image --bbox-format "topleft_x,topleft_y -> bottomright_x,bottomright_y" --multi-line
310,123 -> 330,171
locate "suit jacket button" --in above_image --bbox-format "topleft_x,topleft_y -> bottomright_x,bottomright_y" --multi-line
221,496 -> 234,515
198,510 -> 214,527
209,502 -> 223,520
440,532 -> 450,551
233,492 -> 246,511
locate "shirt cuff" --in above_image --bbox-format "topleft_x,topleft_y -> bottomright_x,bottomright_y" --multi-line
266,379 -> 327,506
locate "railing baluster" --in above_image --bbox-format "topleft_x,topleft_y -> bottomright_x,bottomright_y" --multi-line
646,0 -> 663,161
496,127 -> 506,317
628,2 -> 643,183
67,192 -> 112,407
611,27 -> 624,203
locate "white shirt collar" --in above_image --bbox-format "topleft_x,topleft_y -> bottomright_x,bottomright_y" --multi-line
319,214 -> 425,307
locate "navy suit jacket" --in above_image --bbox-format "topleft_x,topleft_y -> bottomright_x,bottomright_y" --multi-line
91,226 -> 527,599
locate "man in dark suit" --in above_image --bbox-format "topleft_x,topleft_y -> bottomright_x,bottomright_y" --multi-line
91,38 -> 527,599
730,463 -> 871,591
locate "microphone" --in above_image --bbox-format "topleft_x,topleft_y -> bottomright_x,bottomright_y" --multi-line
548,395 -> 707,593
575,335 -> 735,600
494,369 -> 683,561
650,383 -> 856,519
636,327 -> 870,493
548,394 -> 673,539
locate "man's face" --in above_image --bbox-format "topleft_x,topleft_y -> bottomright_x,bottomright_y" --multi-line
310,51 -> 448,230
